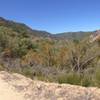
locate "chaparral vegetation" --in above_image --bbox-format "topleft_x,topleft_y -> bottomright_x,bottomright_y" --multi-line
0,17 -> 100,87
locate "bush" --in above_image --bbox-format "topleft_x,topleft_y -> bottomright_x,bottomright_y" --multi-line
81,76 -> 92,87
21,67 -> 34,79
57,72 -> 82,85
93,67 -> 100,87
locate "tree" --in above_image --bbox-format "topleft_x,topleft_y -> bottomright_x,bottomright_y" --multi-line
66,39 -> 100,72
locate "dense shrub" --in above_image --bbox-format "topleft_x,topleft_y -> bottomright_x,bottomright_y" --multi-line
0,27 -> 100,87
57,72 -> 82,85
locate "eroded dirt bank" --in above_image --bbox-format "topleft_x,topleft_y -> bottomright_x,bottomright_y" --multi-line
0,71 -> 100,100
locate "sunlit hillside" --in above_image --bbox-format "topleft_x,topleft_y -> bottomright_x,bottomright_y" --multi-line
0,17 -> 100,87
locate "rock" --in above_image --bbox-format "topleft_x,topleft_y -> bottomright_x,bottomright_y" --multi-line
90,30 -> 100,42
0,71 -> 100,100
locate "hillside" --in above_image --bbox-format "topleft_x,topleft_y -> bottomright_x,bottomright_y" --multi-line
0,71 -> 100,100
0,17 -> 94,39
55,31 -> 92,40
0,17 -> 100,88
0,17 -> 51,38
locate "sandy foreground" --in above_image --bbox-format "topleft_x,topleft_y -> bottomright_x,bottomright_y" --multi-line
0,71 -> 100,100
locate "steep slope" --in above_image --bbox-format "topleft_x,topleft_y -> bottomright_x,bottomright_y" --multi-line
0,17 -> 51,38
0,71 -> 100,100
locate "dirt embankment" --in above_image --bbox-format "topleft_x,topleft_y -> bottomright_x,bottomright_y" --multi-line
0,71 -> 100,100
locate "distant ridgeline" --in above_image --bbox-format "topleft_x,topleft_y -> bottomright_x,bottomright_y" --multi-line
0,17 -> 97,40
0,17 -> 51,38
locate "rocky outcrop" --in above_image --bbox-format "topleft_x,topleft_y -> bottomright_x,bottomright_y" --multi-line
90,30 -> 100,42
0,71 -> 100,100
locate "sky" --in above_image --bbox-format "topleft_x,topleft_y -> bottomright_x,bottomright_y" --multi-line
0,0 -> 100,33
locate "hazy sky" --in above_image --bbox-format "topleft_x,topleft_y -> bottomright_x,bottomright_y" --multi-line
0,0 -> 100,33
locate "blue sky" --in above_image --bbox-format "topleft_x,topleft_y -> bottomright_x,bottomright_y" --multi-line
0,0 -> 100,33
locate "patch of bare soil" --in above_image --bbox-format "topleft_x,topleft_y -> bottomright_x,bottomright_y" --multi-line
0,71 -> 100,100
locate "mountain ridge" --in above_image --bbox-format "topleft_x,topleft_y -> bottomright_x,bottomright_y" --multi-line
0,17 -> 99,39
0,17 -> 51,38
